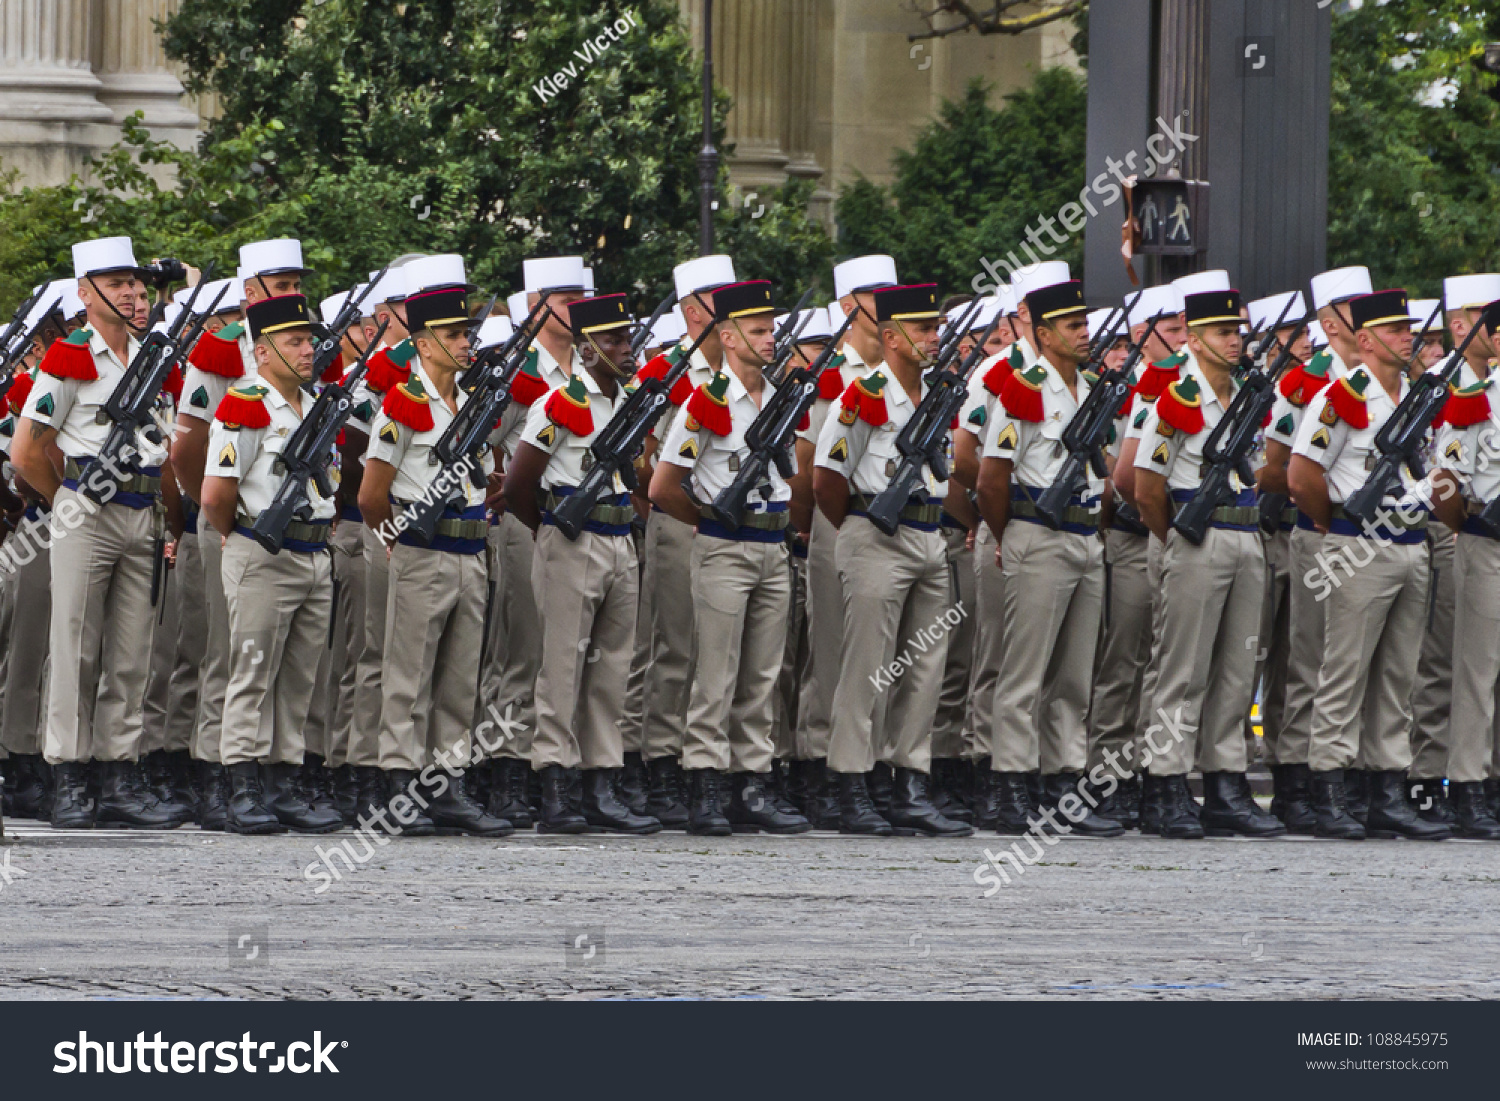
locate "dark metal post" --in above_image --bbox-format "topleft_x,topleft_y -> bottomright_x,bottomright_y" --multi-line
698,0 -> 719,255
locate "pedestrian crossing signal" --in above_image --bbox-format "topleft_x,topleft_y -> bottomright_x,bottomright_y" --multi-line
1130,179 -> 1209,256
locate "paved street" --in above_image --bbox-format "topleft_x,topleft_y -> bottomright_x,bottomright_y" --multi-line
2,819 -> 1498,1000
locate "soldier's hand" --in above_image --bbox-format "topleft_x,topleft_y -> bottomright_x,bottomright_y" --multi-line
965,528 -> 976,552
164,539 -> 178,568
994,544 -> 1003,569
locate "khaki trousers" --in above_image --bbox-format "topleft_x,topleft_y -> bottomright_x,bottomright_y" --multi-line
1445,533 -> 1500,783
44,489 -> 157,764
219,534 -> 334,766
639,509 -> 695,760
1306,536 -> 1429,773
619,522 -> 650,755
302,606 -> 333,760
681,535 -> 790,773
325,519 -> 367,768
1147,528 -> 1264,777
827,516 -> 949,775
771,547 -> 809,759
379,543 -> 486,771
146,528 -> 206,755
795,507 -> 842,760
350,524 -> 391,768
965,522 -> 1006,760
932,527 -> 975,760
991,521 -> 1102,774
530,525 -> 637,771
193,516 -> 232,763
1,512 -> 50,755
1089,527 -> 1152,770
1280,527 -> 1328,768
1409,528 -> 1455,779
1252,529 -> 1292,765
141,547 -> 177,752
474,512 -> 540,760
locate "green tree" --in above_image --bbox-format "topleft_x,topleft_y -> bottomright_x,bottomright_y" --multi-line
1327,0 -> 1500,294
834,68 -> 1087,296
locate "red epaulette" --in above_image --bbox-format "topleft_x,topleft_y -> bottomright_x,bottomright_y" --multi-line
37,329 -> 97,382
1133,357 -> 1183,402
981,357 -> 1014,397
214,383 -> 273,429
187,324 -> 246,379
1324,373 -> 1370,430
543,376 -> 594,436
164,362 -> 184,406
508,348 -> 550,408
999,364 -> 1047,423
838,373 -> 890,427
365,340 -> 415,395
636,351 -> 694,407
1439,380 -> 1492,429
320,350 -> 345,384
382,374 -> 436,432
1156,375 -> 1206,435
685,373 -> 733,437
7,370 -> 33,416
1277,361 -> 1332,407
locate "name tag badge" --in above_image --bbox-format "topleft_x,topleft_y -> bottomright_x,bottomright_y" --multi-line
1364,453 -> 1376,472
728,453 -> 740,473
886,459 -> 897,478
581,451 -> 595,472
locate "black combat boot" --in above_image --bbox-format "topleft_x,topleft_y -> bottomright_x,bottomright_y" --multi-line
1486,779 -> 1500,822
8,753 -> 50,819
331,765 -> 359,825
1309,769 -> 1365,840
792,758 -> 840,828
197,761 -> 229,831
353,766 -> 388,824
384,769 -> 437,837
1200,772 -> 1286,837
49,761 -> 95,829
537,764 -> 589,834
835,771 -> 893,836
581,768 -> 661,834
1365,770 -> 1450,840
96,760 -> 182,829
643,755 -> 690,828
427,771 -> 513,836
1155,775 -> 1205,839
765,760 -> 803,817
868,761 -> 895,818
970,770 -> 1002,830
929,759 -> 974,824
886,767 -> 973,837
224,761 -> 284,835
685,768 -> 731,836
726,771 -> 812,834
617,752 -> 649,816
141,752 -> 195,826
1039,771 -> 1123,838
485,757 -> 534,829
1108,773 -> 1142,830
991,772 -> 1037,836
1344,767 -> 1369,824
264,762 -> 343,833
300,755 -> 343,824
1449,781 -> 1500,840
1270,763 -> 1316,835
1408,777 -> 1456,826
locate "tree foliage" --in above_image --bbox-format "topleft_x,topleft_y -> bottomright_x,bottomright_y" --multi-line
1327,0 -> 1500,294
834,68 -> 1087,294
0,0 -> 830,314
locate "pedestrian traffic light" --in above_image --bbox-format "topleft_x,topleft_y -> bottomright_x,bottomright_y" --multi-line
1130,178 -> 1210,256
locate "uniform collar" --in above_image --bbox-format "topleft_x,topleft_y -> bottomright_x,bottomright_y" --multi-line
88,326 -> 140,367
1180,345 -> 1234,412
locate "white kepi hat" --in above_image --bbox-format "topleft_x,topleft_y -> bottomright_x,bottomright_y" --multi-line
649,308 -> 686,349
1247,290 -> 1307,333
1442,273 -> 1500,312
403,254 -> 469,295
1310,266 -> 1372,311
1171,269 -> 1231,299
238,238 -> 309,277
1011,261 -> 1070,301
177,277 -> 241,317
507,290 -> 530,323
1126,285 -> 1182,327
582,267 -> 596,297
523,256 -> 587,296
72,236 -> 139,279
368,267 -> 410,305
833,255 -> 898,300
474,315 -> 516,351
673,255 -> 736,303
1407,298 -> 1443,331
779,306 -> 833,343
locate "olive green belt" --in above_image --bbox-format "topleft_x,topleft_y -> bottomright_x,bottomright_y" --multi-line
1210,505 -> 1262,527
699,504 -> 789,531
542,491 -> 635,528
62,458 -> 161,496
847,492 -> 942,526
1009,499 -> 1099,528
391,499 -> 490,540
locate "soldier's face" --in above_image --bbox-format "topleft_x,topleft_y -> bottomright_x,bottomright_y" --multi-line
422,321 -> 471,370
79,271 -> 141,326
531,292 -> 574,341
794,339 -> 828,367
725,314 -> 776,366
1277,324 -> 1312,363
585,328 -> 634,376
983,321 -> 1013,355
1418,339 -> 1445,368
1189,321 -> 1243,369
245,274 -> 301,304
1357,320 -> 1412,368
1102,339 -> 1129,372
260,329 -> 317,383
375,304 -> 408,342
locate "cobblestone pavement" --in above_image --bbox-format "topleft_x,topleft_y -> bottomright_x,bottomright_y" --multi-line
1,822 -> 1497,1000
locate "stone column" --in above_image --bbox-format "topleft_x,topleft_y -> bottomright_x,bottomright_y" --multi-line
0,0 -> 116,183
715,0 -> 790,190
95,0 -> 199,139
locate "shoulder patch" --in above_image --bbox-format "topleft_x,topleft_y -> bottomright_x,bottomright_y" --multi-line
1150,441 -> 1170,465
35,392 -> 55,418
827,436 -> 849,463
1275,413 -> 1295,437
534,423 -> 557,449
378,421 -> 401,446
217,441 -> 237,468
1133,407 -> 1148,429
1444,438 -> 1463,463
967,404 -> 987,428
678,436 -> 699,461
1310,426 -> 1331,449
993,422 -> 1018,451
189,384 -> 209,409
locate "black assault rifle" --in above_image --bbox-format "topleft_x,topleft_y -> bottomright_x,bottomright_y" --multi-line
1170,311 -> 1312,546
250,318 -> 390,554
709,307 -> 857,531
310,264 -> 387,383
631,290 -> 678,361
1033,297 -> 1156,528
864,297 -> 996,536
82,266 -> 227,505
0,286 -> 63,404
1343,301 -> 1483,528
402,296 -> 555,545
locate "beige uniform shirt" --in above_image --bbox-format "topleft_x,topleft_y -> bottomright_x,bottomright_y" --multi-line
1290,364 -> 1416,507
1134,350 -> 1248,493
206,382 -> 337,524
813,367 -> 948,501
365,362 -> 492,508
518,369 -> 627,494
983,358 -> 1104,503
660,370 -> 792,506
23,328 -> 172,468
